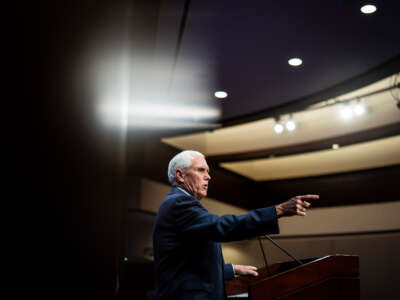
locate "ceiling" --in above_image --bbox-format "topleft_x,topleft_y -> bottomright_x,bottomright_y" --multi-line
175,0 -> 400,122
162,75 -> 400,181
89,0 -> 400,134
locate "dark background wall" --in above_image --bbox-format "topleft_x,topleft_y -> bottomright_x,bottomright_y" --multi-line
19,1 -> 134,299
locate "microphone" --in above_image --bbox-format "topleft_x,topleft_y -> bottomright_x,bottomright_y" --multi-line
263,235 -> 303,266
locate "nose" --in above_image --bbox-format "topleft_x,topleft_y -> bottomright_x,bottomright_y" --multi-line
205,172 -> 211,181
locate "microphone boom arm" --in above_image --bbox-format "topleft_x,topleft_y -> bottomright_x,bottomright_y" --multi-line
263,235 -> 303,266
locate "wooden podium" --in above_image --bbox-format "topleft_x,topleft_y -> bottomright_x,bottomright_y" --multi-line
225,255 -> 360,300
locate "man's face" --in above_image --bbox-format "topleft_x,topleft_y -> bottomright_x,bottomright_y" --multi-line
179,155 -> 211,200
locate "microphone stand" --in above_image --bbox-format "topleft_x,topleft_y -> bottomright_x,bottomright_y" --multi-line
257,237 -> 271,275
263,235 -> 303,266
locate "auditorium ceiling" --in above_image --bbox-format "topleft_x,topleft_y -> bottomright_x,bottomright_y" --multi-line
161,0 -> 400,122
162,75 -> 400,181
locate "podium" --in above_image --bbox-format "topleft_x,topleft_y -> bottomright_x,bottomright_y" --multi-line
225,255 -> 359,300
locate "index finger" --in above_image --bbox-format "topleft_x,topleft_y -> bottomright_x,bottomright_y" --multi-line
297,195 -> 319,200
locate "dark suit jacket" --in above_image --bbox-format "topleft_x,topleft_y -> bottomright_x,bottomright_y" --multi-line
152,187 -> 280,300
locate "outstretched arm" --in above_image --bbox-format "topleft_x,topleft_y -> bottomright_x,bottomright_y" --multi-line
275,195 -> 319,217
173,194 -> 319,242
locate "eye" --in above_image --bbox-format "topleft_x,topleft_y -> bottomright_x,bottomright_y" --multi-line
197,167 -> 209,174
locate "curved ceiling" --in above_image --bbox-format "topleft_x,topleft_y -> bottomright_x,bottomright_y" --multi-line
162,74 -> 400,180
177,0 -> 400,121
220,135 -> 400,181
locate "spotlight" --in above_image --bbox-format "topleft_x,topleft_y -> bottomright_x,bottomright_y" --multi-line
332,144 -> 340,150
286,119 -> 296,131
353,103 -> 366,116
340,104 -> 353,120
274,122 -> 284,134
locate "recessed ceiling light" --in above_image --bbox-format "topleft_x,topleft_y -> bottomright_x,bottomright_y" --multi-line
332,144 -> 340,150
214,91 -> 228,99
361,4 -> 377,14
274,123 -> 284,134
288,58 -> 302,66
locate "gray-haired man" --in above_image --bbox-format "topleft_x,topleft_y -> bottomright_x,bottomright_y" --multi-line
153,150 -> 318,300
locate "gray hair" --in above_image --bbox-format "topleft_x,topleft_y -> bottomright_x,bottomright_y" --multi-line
168,150 -> 204,185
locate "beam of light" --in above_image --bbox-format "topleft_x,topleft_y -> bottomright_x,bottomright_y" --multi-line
124,120 -> 221,129
98,102 -> 220,120
98,101 -> 221,128
84,12 -> 221,132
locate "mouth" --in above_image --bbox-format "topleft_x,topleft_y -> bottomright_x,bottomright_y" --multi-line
203,184 -> 208,190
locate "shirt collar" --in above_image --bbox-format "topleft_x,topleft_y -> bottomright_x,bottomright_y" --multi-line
177,187 -> 192,197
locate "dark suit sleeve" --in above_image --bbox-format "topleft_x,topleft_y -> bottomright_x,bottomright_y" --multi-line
224,264 -> 235,280
172,195 -> 279,242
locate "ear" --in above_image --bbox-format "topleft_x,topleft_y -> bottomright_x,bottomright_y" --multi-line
175,168 -> 185,183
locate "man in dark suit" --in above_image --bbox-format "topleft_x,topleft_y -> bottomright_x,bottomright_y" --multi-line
152,150 -> 318,300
